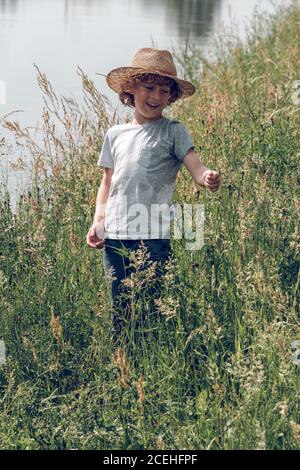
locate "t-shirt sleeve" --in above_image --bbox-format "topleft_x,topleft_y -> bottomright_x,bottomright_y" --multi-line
170,122 -> 195,162
97,131 -> 114,169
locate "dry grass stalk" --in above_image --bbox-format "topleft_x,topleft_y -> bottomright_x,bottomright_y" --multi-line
137,373 -> 144,406
50,305 -> 65,352
114,347 -> 131,389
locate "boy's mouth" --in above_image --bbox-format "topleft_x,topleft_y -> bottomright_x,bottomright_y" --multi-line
146,102 -> 160,109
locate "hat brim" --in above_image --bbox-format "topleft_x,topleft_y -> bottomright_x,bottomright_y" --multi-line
105,66 -> 196,99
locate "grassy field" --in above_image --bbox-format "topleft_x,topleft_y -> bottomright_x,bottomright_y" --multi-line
0,3 -> 300,450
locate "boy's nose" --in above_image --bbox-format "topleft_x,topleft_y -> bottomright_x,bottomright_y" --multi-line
151,89 -> 160,101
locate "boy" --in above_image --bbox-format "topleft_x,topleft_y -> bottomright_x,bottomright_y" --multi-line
86,48 -> 221,343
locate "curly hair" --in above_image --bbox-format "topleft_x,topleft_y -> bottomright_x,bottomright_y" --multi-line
119,73 -> 183,107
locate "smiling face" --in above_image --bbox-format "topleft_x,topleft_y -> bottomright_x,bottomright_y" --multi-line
131,80 -> 172,124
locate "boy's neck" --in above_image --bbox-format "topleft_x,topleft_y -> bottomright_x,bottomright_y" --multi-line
131,112 -> 164,125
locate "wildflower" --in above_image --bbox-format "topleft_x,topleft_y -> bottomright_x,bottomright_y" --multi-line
124,261 -> 158,289
161,257 -> 177,285
105,265 -> 117,286
184,327 -> 203,349
154,296 -> 179,318
274,401 -> 288,417
128,241 -> 151,270
243,358 -> 265,394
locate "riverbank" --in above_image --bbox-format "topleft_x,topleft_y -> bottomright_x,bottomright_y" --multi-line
0,3 -> 300,449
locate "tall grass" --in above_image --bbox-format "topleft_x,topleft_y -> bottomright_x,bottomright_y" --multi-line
0,3 -> 300,449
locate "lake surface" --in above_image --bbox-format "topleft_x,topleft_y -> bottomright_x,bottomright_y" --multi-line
0,0 -> 292,211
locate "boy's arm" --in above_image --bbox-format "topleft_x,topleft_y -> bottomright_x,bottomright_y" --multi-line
182,149 -> 220,191
182,148 -> 208,187
93,167 -> 113,224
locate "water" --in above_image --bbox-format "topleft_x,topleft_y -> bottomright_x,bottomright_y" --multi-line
0,0 -> 292,211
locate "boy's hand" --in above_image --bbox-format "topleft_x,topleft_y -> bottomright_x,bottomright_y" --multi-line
203,170 -> 221,192
86,222 -> 105,250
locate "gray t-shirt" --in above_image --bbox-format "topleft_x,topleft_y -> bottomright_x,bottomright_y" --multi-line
97,117 -> 194,239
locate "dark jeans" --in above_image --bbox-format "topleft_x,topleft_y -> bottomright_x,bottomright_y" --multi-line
103,238 -> 172,345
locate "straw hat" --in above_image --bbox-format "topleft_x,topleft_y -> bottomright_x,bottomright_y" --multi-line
103,48 -> 196,99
